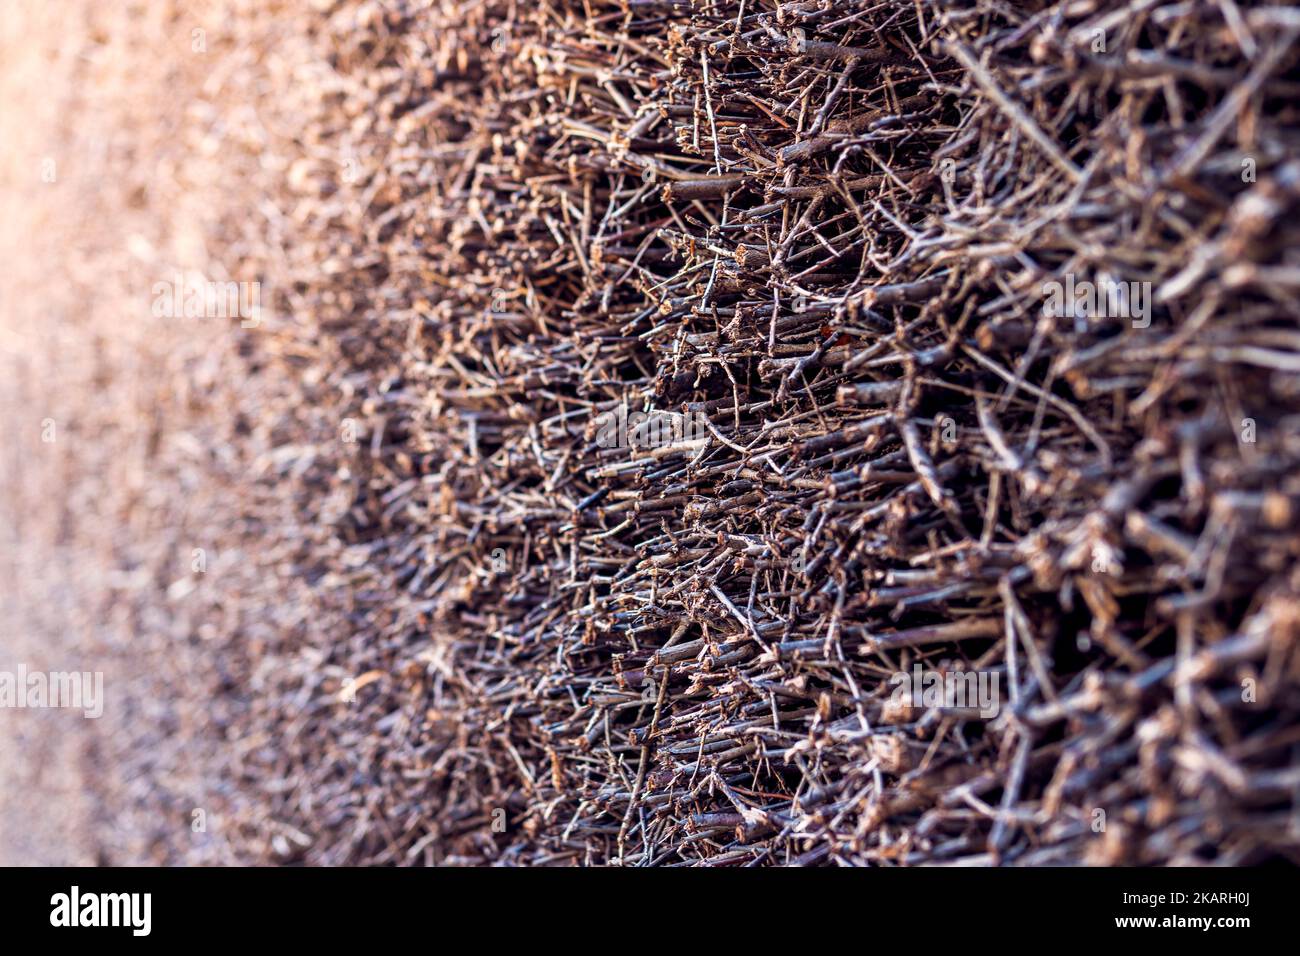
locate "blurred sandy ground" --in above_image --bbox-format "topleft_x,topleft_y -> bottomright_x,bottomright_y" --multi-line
0,0 -> 305,864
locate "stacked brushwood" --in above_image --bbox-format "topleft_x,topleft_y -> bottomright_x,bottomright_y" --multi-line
234,0 -> 1300,865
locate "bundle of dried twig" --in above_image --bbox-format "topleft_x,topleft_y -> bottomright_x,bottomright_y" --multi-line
220,0 -> 1300,866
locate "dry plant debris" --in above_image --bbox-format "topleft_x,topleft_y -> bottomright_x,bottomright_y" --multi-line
7,0 -> 1300,867
223,0 -> 1300,866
